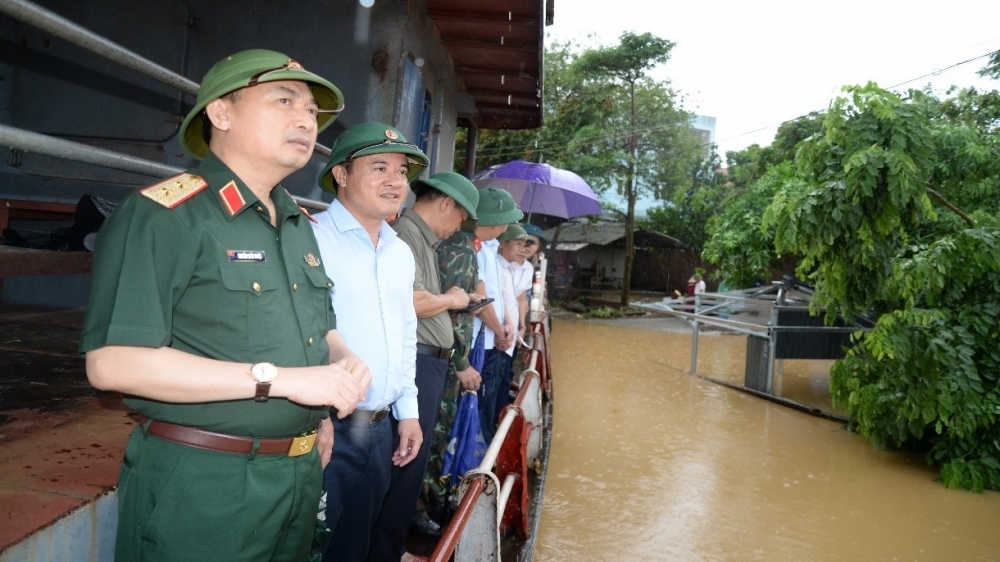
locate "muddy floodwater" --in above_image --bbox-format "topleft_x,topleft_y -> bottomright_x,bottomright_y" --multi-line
535,318 -> 1000,561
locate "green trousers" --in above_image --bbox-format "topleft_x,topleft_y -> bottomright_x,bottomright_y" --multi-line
114,425 -> 322,562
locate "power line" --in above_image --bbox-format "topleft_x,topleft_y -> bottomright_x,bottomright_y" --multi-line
467,48 -> 1000,163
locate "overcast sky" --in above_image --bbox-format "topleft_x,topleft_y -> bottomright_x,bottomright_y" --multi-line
545,1 -> 1000,160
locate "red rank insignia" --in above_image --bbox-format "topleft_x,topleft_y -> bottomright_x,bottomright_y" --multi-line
474,237 -> 482,252
218,181 -> 246,217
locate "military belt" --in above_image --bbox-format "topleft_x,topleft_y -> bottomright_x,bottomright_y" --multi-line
141,417 -> 317,457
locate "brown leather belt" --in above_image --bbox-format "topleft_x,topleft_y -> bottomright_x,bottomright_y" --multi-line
141,418 -> 317,457
416,343 -> 453,360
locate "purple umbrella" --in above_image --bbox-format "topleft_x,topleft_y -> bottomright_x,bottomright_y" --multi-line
471,161 -> 602,220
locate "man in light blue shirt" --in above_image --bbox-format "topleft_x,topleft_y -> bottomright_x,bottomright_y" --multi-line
311,123 -> 429,562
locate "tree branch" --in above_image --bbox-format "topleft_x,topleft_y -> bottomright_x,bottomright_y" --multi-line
927,187 -> 976,228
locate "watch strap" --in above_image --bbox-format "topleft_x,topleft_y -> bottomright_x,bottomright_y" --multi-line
254,381 -> 271,402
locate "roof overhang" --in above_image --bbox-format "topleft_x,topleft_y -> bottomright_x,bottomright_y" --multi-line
425,0 -> 547,130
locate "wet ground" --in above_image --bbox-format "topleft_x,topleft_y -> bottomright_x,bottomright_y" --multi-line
535,316 -> 1000,561
0,306 -> 133,552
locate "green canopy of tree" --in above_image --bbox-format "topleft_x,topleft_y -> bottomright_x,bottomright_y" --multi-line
762,82 -> 1000,491
457,34 -> 707,305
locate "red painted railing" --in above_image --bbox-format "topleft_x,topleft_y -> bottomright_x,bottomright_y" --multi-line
428,317 -> 551,562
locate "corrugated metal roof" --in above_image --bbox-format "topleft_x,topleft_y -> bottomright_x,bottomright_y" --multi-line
543,220 -> 689,249
425,0 -> 547,130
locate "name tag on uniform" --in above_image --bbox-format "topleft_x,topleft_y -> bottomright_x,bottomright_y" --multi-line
227,250 -> 266,262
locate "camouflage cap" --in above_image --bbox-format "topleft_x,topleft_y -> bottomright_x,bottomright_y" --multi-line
411,171 -> 479,220
318,122 -> 429,193
497,223 -> 530,243
179,49 -> 344,159
475,188 -> 523,226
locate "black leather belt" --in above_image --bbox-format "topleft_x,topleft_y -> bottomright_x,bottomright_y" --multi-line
348,406 -> 391,425
416,343 -> 453,360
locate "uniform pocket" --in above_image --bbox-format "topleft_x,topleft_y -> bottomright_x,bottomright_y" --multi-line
220,263 -> 281,347
302,265 -> 335,331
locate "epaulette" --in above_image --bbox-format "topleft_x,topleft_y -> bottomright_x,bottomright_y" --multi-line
140,173 -> 208,209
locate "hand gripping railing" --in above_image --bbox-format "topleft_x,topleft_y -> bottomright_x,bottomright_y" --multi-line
429,320 -> 551,562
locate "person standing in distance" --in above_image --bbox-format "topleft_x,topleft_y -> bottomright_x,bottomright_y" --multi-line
79,49 -> 371,562
310,123 -> 429,561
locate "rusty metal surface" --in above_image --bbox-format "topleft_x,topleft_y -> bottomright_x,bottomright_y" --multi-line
426,0 -> 544,129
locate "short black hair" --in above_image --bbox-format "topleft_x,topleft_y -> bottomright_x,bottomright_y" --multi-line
413,182 -> 448,203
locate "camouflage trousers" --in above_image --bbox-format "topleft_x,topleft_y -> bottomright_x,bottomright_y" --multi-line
420,362 -> 462,521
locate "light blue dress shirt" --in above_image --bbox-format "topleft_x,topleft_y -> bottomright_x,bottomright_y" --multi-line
312,200 -> 418,420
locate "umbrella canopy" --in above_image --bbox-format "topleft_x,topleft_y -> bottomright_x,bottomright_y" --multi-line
471,160 -> 602,220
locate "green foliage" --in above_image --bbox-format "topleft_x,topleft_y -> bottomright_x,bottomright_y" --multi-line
830,222 -> 1000,491
765,84 -> 939,322
582,306 -> 619,319
724,112 -> 824,189
756,81 -> 1000,491
702,163 -> 799,288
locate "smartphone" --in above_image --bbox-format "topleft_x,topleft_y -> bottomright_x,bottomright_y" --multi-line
452,297 -> 494,314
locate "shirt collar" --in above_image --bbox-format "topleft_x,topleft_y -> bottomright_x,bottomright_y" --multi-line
193,152 -> 300,222
399,208 -> 441,249
329,199 -> 398,243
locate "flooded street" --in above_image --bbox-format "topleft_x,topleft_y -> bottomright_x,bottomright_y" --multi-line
535,318 -> 1000,561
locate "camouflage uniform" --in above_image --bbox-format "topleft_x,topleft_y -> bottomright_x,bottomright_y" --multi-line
423,226 -> 479,518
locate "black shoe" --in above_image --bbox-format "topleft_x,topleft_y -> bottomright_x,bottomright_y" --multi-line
411,515 -> 442,538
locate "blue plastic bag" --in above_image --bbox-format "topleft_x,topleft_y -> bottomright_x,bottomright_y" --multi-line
441,390 -> 488,490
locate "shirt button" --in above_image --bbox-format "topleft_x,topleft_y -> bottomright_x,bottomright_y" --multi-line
252,282 -> 261,292
327,282 -> 333,288
292,283 -> 298,291
256,205 -> 263,212
308,337 -> 314,346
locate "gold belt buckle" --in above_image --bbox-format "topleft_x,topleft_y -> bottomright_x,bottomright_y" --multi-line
288,429 -> 318,457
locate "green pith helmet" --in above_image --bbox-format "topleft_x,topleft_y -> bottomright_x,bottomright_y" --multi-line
497,222 -> 530,243
318,122 -> 429,193
179,49 -> 344,160
411,171 -> 479,220
475,188 -> 523,226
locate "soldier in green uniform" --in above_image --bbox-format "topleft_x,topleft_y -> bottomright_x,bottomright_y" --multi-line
422,187 -> 522,523
79,49 -> 372,562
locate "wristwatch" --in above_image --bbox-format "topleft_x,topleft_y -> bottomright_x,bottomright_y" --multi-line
249,362 -> 278,402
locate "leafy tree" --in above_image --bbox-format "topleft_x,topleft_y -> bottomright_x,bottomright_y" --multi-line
574,32 -> 698,306
724,112 -> 824,189
701,163 -> 798,288
641,149 -> 725,250
765,83 -> 1000,491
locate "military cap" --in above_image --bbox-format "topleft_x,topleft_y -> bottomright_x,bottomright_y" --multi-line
411,171 -> 480,220
522,223 -> 547,242
179,49 -> 344,159
475,188 -> 523,226
497,223 -> 530,243
318,122 -> 429,193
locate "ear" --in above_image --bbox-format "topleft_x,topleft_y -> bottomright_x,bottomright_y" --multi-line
331,164 -> 349,190
204,98 -> 232,132
439,196 -> 456,213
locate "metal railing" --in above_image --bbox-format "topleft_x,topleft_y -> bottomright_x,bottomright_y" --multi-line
429,317 -> 553,562
0,0 -> 332,210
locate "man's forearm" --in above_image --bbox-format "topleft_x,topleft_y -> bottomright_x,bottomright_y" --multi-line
413,290 -> 455,318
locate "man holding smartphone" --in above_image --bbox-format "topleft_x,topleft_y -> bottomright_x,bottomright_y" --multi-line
419,187 -> 523,526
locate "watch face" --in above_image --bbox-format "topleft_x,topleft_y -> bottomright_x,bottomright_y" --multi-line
251,362 -> 278,383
